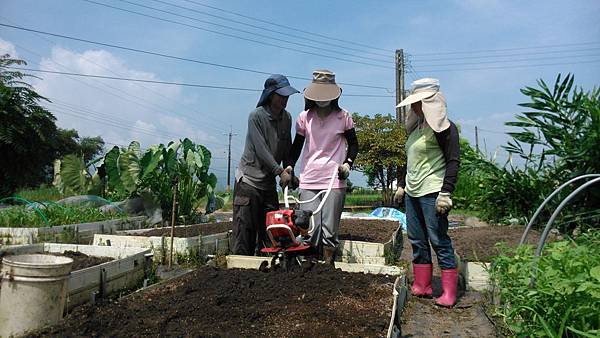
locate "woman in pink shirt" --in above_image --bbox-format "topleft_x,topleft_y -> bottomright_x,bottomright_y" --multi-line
288,70 -> 359,265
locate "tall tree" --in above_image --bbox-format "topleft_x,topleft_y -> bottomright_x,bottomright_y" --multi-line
0,54 -> 105,196
352,113 -> 407,205
0,54 -> 58,196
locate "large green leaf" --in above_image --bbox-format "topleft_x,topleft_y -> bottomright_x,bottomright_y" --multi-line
128,141 -> 141,158
140,148 -> 162,180
104,146 -> 124,193
59,154 -> 88,194
118,151 -> 141,194
207,173 -> 218,189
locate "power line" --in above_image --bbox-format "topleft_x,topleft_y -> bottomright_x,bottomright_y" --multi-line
411,52 -> 600,68
11,67 -> 261,91
411,41 -> 600,56
8,67 -> 395,97
120,0 -> 391,64
0,22 -> 391,91
12,43 -> 229,134
50,101 -> 229,148
178,0 -> 395,54
410,49 -> 600,63
411,58 -> 600,73
8,19 -> 232,133
149,0 -> 391,59
81,0 -> 394,69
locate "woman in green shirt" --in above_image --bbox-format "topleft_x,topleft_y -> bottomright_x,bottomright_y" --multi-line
395,78 -> 460,307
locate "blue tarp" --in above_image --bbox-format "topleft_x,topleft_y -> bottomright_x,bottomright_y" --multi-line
369,207 -> 407,230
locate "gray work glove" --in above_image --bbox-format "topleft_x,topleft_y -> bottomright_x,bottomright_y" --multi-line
338,163 -> 351,180
394,186 -> 405,203
279,166 -> 293,188
435,192 -> 453,214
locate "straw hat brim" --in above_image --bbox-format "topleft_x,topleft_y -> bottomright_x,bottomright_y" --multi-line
396,91 -> 437,107
304,82 -> 342,101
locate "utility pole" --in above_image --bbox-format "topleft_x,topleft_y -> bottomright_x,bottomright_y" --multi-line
225,126 -> 237,193
395,49 -> 405,125
475,126 -> 480,153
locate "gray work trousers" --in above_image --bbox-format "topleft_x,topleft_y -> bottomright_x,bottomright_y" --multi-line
299,188 -> 346,249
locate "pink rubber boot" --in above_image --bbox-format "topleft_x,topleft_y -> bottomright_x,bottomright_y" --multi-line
435,268 -> 458,307
411,263 -> 433,297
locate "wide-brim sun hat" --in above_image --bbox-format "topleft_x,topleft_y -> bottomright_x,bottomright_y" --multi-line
304,69 -> 342,102
399,78 -> 450,133
256,74 -> 299,107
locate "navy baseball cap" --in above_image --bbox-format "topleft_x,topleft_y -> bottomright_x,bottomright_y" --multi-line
256,74 -> 299,107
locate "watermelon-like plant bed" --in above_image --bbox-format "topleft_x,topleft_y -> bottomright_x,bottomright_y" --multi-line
30,266 -> 395,337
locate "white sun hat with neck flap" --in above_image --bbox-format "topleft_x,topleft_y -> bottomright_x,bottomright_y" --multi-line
396,78 -> 450,134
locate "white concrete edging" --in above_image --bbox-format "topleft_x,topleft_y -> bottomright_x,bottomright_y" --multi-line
0,216 -> 147,245
93,230 -> 230,263
0,243 -> 151,309
225,255 -> 404,276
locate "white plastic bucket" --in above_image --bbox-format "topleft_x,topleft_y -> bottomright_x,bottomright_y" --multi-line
0,254 -> 73,337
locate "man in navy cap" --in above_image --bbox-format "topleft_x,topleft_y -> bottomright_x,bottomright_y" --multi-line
232,74 -> 300,255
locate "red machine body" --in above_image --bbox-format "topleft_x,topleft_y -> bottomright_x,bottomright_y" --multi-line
261,209 -> 311,253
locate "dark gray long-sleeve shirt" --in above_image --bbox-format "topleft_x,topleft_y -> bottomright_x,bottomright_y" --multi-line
235,106 -> 292,191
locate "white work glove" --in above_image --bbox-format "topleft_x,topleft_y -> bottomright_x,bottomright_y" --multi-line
279,166 -> 293,188
338,163 -> 351,180
436,192 -> 453,214
394,186 -> 405,203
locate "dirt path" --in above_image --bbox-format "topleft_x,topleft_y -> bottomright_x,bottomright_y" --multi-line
401,291 -> 497,337
396,224 -> 544,337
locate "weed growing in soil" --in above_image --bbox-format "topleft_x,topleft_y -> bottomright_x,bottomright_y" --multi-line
489,230 -> 600,337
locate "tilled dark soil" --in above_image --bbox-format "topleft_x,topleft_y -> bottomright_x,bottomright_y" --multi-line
136,218 -> 400,244
138,222 -> 233,237
54,250 -> 113,271
338,218 -> 399,243
449,225 -> 542,262
30,265 -> 395,338
0,251 -> 112,272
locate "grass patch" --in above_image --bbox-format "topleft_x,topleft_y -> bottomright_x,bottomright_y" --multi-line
0,205 -> 127,228
13,185 -> 64,202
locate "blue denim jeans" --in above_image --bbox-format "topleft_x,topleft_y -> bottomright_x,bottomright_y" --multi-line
406,192 -> 456,269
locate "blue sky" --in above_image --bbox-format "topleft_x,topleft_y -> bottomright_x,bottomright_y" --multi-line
1,0 -> 599,189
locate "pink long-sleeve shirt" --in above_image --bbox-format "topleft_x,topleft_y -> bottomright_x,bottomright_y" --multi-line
296,108 -> 354,190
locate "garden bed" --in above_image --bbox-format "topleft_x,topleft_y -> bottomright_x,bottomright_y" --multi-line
0,216 -> 147,245
129,218 -> 399,244
52,250 -> 113,271
0,243 -> 151,309
449,225 -> 543,262
30,266 -> 395,337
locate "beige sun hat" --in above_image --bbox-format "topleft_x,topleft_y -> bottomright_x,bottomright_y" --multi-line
304,69 -> 342,101
398,78 -> 450,133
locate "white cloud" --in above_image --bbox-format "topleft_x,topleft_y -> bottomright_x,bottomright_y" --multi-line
29,46 -> 216,149
0,38 -> 18,58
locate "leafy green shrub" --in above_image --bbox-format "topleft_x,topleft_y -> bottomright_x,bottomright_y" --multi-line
455,74 -> 600,226
0,205 -> 126,228
490,231 -> 600,337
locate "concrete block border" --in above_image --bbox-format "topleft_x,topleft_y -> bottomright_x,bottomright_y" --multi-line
0,216 -> 147,245
0,243 -> 151,309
